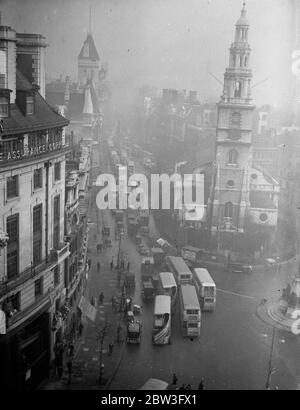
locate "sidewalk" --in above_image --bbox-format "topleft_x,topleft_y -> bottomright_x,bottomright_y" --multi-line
43,146 -> 127,390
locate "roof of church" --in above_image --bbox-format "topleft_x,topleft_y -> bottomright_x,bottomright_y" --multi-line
78,33 -> 100,61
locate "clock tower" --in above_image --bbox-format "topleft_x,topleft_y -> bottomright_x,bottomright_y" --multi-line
209,3 -> 255,237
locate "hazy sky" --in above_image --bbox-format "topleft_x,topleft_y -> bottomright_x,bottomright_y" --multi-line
0,0 -> 293,107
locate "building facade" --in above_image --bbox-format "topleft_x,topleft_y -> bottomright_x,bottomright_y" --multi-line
0,19 -> 70,389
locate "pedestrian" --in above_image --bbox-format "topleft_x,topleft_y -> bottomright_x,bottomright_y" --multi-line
186,384 -> 191,390
90,296 -> 94,306
127,261 -> 130,272
172,373 -> 178,386
67,341 -> 74,357
78,322 -> 84,337
198,378 -> 204,390
88,258 -> 92,269
110,259 -> 114,271
97,261 -> 101,272
99,292 -> 104,304
121,260 -> 125,270
108,342 -> 114,355
67,357 -> 73,376
57,359 -> 63,379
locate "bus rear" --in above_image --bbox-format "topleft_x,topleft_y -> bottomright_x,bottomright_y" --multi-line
179,284 -> 201,337
193,268 -> 216,311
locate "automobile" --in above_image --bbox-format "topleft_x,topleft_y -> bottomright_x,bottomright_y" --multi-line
138,244 -> 150,256
229,262 -> 253,274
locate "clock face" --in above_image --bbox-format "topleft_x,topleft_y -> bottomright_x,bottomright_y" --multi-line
228,129 -> 241,140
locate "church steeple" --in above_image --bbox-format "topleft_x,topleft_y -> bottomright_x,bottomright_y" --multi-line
222,2 -> 252,104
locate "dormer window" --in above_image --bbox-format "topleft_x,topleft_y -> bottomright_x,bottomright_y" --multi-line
0,95 -> 9,117
26,95 -> 34,115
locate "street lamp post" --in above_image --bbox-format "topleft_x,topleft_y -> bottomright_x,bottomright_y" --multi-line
266,326 -> 276,390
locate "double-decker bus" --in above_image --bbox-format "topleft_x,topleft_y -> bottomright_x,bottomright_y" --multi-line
158,272 -> 177,307
165,256 -> 192,284
179,284 -> 201,337
193,268 -> 216,311
152,295 -> 171,345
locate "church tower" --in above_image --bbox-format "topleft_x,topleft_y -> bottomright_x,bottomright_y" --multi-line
77,9 -> 100,88
209,3 -> 255,239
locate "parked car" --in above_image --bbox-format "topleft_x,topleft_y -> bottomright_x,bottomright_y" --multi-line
229,262 -> 253,274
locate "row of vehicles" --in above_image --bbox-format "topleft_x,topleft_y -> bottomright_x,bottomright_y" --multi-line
151,256 -> 217,345
181,245 -> 253,274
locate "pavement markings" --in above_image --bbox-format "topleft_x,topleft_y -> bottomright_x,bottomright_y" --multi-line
83,348 -> 90,352
217,288 -> 256,300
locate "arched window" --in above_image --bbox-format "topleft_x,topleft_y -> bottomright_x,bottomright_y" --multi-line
234,81 -> 242,98
228,149 -> 238,165
231,112 -> 241,129
224,202 -> 233,218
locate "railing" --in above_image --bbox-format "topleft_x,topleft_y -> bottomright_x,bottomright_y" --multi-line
5,292 -> 51,332
0,255 -> 58,299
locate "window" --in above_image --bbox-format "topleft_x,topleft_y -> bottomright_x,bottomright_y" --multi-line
33,168 -> 43,189
54,266 -> 60,286
33,204 -> 42,266
224,202 -> 233,218
226,180 -> 235,188
26,95 -> 34,115
186,309 -> 199,315
231,112 -> 241,129
54,162 -> 61,181
6,214 -> 19,279
228,149 -> 238,165
7,175 -> 18,198
234,81 -> 242,98
259,213 -> 268,222
53,195 -> 60,249
0,96 -> 8,117
34,277 -> 43,298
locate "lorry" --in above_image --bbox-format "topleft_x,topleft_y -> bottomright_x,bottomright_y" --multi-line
151,247 -> 165,269
126,321 -> 142,344
142,278 -> 155,300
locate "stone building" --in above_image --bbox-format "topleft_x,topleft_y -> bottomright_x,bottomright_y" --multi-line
0,19 -> 70,389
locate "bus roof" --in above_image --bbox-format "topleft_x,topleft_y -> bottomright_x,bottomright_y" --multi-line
154,295 -> 171,315
166,256 -> 192,276
193,268 -> 216,287
182,245 -> 203,253
140,378 -> 168,390
159,272 -> 177,289
152,247 -> 164,255
180,284 -> 200,309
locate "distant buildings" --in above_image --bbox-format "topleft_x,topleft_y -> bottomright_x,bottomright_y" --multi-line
46,31 -> 109,141
139,4 -> 280,259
